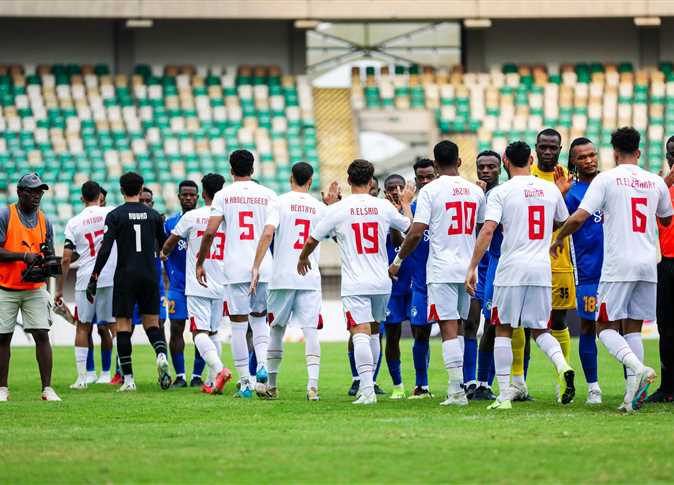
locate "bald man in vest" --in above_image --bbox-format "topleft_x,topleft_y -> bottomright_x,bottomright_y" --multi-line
0,173 -> 60,401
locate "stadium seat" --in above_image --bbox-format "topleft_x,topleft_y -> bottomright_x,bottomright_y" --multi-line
353,62 -> 673,175
0,64 -> 320,241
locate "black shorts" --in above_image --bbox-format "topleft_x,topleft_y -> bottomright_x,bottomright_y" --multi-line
113,276 -> 160,319
657,258 -> 674,336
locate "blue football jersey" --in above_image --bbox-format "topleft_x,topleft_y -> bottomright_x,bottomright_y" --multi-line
387,233 -> 412,296
409,200 -> 430,293
163,213 -> 187,293
566,181 -> 603,285
485,187 -> 503,259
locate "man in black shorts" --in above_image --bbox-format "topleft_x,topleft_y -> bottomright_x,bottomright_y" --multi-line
87,172 -> 171,391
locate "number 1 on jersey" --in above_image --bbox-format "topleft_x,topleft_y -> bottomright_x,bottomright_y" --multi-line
132,224 -> 142,252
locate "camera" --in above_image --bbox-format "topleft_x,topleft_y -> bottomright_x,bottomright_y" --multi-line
21,242 -> 62,283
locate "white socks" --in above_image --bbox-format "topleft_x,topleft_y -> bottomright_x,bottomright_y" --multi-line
353,333 -> 374,395
369,334 -> 380,383
250,315 -> 270,371
599,329 -> 644,375
268,325 -> 285,388
624,332 -> 645,385
75,346 -> 88,378
535,332 -> 567,373
194,333 -> 223,376
303,326 -> 320,390
494,336 -> 513,400
230,322 -> 251,381
442,338 -> 463,394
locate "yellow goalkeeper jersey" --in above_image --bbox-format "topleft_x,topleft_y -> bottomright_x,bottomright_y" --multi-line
532,164 -> 574,273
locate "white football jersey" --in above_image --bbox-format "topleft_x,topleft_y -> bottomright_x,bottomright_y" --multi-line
64,205 -> 117,290
210,180 -> 276,284
266,191 -> 326,291
413,175 -> 486,283
485,175 -> 569,287
171,205 -> 226,299
311,193 -> 411,297
579,164 -> 673,283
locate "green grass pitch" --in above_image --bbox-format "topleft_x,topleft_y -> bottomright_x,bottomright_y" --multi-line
1,338 -> 672,484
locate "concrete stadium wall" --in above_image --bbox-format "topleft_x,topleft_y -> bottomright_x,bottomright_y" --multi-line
0,18 -> 304,74
0,18 -> 115,66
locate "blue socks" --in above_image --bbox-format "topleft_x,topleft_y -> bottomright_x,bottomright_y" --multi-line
373,348 -> 382,382
101,348 -> 112,373
248,350 -> 258,376
477,349 -> 494,384
387,359 -> 402,386
412,338 -> 429,387
579,332 -> 599,384
171,352 -> 185,377
192,347 -> 206,378
463,337 -> 478,383
348,351 -> 358,378
86,347 -> 95,372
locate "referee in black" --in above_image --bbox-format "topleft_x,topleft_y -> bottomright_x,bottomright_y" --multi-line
87,172 -> 171,391
648,136 -> 674,403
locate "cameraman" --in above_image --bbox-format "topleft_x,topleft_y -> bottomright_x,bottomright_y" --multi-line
0,173 -> 60,401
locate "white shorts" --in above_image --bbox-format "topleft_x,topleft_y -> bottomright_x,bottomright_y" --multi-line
597,281 -> 656,322
187,295 -> 223,333
342,294 -> 389,328
226,283 -> 267,316
427,283 -> 470,322
267,289 -> 321,328
75,287 -> 114,324
492,285 -> 551,329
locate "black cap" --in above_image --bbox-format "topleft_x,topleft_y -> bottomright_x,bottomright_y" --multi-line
17,173 -> 49,191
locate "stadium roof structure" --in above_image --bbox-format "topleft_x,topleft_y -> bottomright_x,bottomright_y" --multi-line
2,0 -> 673,20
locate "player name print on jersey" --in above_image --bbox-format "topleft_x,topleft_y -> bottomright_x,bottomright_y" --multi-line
128,212 -> 148,220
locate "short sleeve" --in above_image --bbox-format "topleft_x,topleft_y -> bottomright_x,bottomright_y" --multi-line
656,180 -> 674,218
388,202 -> 411,232
172,213 -> 191,238
210,191 -> 225,217
311,204 -> 340,241
554,191 -> 570,222
64,219 -> 75,243
565,188 -> 580,214
484,187 -> 504,224
475,189 -> 486,224
412,187 -> 432,225
578,175 -> 606,215
265,198 -> 280,228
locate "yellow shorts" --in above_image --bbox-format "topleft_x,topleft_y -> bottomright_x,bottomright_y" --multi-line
552,272 -> 576,310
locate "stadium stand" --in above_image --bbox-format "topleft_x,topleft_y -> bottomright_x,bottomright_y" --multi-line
352,62 -> 674,175
0,64 -> 318,240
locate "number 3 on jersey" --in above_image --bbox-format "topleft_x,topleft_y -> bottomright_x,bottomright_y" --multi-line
352,222 -> 378,254
294,219 -> 311,249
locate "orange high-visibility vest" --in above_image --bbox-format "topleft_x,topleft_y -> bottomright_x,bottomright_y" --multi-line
0,204 -> 47,290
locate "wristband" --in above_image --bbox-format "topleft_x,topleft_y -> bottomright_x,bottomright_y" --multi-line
393,255 -> 404,267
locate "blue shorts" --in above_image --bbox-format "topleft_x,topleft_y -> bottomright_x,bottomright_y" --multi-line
475,266 -> 487,304
409,290 -> 429,326
132,294 -> 167,325
384,293 -> 411,324
576,282 -> 599,321
167,289 -> 188,320
482,256 -> 498,321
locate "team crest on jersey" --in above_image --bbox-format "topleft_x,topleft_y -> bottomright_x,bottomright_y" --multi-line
410,305 -> 418,318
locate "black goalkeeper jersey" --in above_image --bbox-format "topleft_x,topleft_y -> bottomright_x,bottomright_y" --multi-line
92,202 -> 166,286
